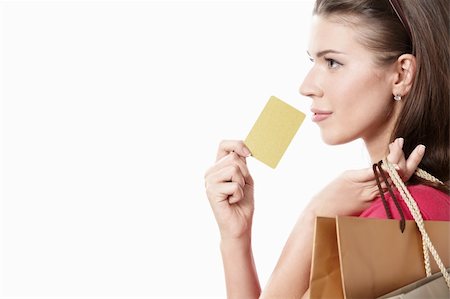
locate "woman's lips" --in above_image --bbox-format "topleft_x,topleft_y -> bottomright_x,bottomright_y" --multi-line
311,109 -> 333,122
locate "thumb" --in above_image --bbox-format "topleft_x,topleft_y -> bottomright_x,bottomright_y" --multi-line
216,140 -> 252,161
347,167 -> 376,183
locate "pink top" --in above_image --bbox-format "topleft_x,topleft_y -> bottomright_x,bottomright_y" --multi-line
359,184 -> 450,221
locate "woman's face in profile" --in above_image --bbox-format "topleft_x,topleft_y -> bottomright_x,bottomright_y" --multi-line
300,15 -> 398,146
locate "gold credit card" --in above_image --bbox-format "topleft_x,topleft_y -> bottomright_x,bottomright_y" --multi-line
244,96 -> 305,168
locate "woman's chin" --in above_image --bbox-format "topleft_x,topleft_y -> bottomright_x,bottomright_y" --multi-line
320,132 -> 354,146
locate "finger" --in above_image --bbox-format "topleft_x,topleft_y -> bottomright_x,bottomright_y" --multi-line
206,164 -> 246,189
349,168 -> 376,182
206,152 -> 253,185
387,138 -> 406,166
216,140 -> 252,161
208,182 -> 244,204
228,185 -> 245,204
387,138 -> 406,177
375,173 -> 392,190
405,144 -> 426,181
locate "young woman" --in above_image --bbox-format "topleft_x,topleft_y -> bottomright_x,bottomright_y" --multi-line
204,0 -> 450,298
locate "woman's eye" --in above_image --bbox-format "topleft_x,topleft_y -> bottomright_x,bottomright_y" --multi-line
325,58 -> 342,69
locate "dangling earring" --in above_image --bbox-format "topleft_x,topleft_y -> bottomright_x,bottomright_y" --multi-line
394,94 -> 402,101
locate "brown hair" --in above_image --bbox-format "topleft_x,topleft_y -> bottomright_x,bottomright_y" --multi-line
313,0 -> 449,193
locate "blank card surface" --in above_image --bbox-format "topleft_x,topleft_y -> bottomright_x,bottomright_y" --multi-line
244,96 -> 305,168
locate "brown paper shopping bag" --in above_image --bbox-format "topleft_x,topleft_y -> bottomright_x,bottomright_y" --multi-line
309,216 -> 450,299
309,217 -> 344,299
310,159 -> 450,299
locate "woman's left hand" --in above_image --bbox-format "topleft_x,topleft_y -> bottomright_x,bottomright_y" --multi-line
305,138 -> 426,217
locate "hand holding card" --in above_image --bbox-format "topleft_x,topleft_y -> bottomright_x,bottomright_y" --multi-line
244,96 -> 305,168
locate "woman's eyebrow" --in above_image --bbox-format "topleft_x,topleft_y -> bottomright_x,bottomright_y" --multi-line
307,49 -> 346,58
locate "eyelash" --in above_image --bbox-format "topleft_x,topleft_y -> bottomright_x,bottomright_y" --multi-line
325,58 -> 342,69
307,57 -> 343,69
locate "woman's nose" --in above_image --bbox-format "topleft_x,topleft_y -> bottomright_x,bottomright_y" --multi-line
299,68 -> 322,98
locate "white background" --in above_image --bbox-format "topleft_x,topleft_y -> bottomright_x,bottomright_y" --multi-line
1,1 -> 370,298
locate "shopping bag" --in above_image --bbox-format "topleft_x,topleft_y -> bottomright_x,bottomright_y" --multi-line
309,216 -> 450,299
309,217 -> 343,298
377,268 -> 450,299
339,216 -> 449,298
309,158 -> 450,299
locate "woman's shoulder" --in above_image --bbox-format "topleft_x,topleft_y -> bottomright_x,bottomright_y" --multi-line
360,184 -> 450,221
408,184 -> 449,197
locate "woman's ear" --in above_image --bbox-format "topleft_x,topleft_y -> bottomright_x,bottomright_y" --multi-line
392,54 -> 417,97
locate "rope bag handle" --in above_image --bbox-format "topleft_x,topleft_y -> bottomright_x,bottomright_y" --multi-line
373,159 -> 450,289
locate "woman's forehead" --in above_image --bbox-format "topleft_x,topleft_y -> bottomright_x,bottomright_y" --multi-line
307,15 -> 365,56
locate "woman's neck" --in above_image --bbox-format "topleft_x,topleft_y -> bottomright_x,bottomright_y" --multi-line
363,121 -> 398,164
363,103 -> 403,163
364,136 -> 390,164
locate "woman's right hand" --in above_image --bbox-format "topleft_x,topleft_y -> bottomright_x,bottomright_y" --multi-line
204,140 -> 255,240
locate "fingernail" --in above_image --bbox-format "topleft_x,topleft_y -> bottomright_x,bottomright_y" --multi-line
242,147 -> 251,157
417,144 -> 425,155
397,138 -> 404,149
